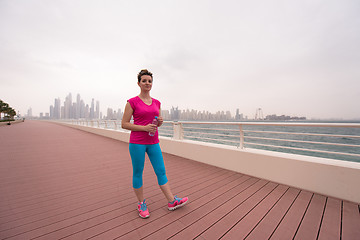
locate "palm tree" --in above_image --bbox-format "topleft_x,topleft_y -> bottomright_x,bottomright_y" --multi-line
2,105 -> 16,125
8,108 -> 16,120
0,100 -> 17,122
0,100 -> 4,120
3,105 -> 10,120
0,100 -> 9,121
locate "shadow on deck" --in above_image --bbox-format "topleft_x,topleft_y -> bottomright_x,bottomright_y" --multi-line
0,121 -> 359,240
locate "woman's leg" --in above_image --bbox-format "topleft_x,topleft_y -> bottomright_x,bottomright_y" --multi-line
159,182 -> 174,202
147,144 -> 173,201
133,186 -> 144,203
129,143 -> 146,202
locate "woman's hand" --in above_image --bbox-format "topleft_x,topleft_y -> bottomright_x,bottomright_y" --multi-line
157,116 -> 164,127
144,124 -> 157,133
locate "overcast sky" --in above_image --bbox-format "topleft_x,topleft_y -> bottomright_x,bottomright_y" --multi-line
1,0 -> 359,120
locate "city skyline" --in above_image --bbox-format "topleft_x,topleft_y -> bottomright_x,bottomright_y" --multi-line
24,92 -> 312,121
19,94 -> 359,121
27,93 -> 122,120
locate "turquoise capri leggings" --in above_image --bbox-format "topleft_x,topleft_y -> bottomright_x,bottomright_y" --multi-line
129,143 -> 168,189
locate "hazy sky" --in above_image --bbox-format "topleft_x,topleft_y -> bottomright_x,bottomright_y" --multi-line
1,0 -> 359,119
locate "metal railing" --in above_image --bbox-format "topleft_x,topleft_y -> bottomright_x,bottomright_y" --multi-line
61,120 -> 360,162
177,121 -> 360,162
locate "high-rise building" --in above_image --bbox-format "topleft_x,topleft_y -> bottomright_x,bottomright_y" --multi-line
76,94 -> 81,119
171,106 -> 180,120
235,109 -> 245,121
90,98 -> 95,119
235,109 -> 240,120
72,103 -> 76,119
50,105 -> 54,118
27,107 -> 32,117
54,98 -> 61,119
80,100 -> 85,118
161,110 -> 170,120
96,101 -> 100,119
85,104 -> 90,119
117,108 -> 122,119
106,108 -> 114,120
64,93 -> 72,119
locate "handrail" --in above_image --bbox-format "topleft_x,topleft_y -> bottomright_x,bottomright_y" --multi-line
246,142 -> 360,157
59,120 -> 360,162
177,121 -> 360,128
244,130 -> 360,138
177,121 -> 360,161
183,126 -> 238,132
184,130 -> 239,138
188,135 -> 239,144
245,136 -> 360,148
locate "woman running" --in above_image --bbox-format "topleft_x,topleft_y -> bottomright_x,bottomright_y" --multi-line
121,69 -> 188,218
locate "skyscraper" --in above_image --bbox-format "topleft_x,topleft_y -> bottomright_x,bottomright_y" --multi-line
50,105 -> 54,118
64,93 -> 72,119
90,98 -> 95,119
106,108 -> 113,120
96,101 -> 100,119
76,94 -> 81,119
54,98 -> 61,119
117,108 -> 122,119
80,100 -> 85,118
27,107 -> 32,117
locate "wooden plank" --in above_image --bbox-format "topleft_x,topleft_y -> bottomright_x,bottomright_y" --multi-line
32,168 -> 227,239
342,201 -> 360,240
269,190 -> 313,240
318,197 -> 341,240
294,193 -> 326,239
198,181 -> 276,240
1,162 -> 226,239
221,184 -> 289,239
120,175 -> 253,240
75,172 -> 241,240
143,176 -> 256,240
0,121 -> 223,239
245,187 -> 300,240
0,159 -> 214,227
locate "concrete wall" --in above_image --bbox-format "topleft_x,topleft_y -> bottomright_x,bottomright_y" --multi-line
55,122 -> 360,203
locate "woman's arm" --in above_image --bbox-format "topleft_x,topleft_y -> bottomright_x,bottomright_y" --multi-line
121,102 -> 157,132
157,108 -> 164,127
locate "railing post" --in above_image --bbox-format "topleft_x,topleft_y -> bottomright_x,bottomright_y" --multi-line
239,124 -> 244,149
97,120 -> 100,128
105,121 -> 108,129
114,121 -> 117,130
173,122 -> 184,140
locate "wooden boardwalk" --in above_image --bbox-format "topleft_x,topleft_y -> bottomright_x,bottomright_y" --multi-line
0,121 -> 359,240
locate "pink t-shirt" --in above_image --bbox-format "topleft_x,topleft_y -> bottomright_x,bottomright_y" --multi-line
128,96 -> 161,145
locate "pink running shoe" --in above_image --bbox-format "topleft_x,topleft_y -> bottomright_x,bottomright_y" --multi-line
168,195 -> 189,211
138,199 -> 150,218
